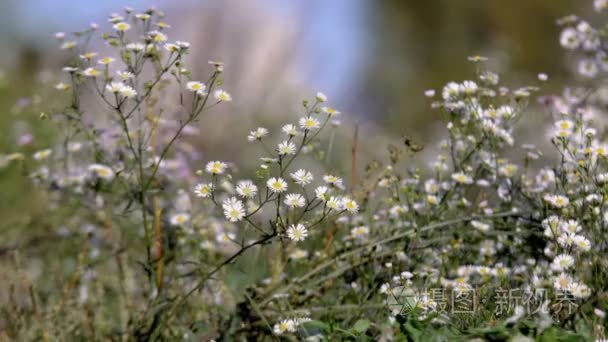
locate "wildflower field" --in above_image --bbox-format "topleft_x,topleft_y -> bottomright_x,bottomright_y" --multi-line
1,1 -> 608,341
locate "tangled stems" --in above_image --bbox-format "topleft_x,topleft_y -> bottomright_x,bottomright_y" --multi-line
257,211 -> 524,307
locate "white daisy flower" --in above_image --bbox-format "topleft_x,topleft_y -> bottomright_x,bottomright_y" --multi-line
451,172 -> 473,184
170,213 -> 190,226
284,193 -> 305,208
236,180 -> 258,198
560,28 -> 579,50
55,82 -> 70,91
267,177 -> 287,193
106,81 -> 125,93
186,81 -> 205,93
213,89 -> 232,102
222,197 -> 245,222
572,235 -> 591,252
287,224 -> 308,242
546,194 -> 569,208
126,43 -> 145,51
119,85 -> 137,98
194,183 -> 213,198
282,124 -> 298,136
273,319 -> 295,334
60,41 -> 77,49
113,22 -> 131,31
216,232 -> 236,244
88,163 -> 115,180
321,106 -> 340,117
560,220 -> 581,234
290,169 -> 313,185
83,68 -> 100,77
552,254 -> 575,271
117,70 -> 134,80
315,186 -> 329,201
98,57 -> 115,65
277,141 -> 296,155
299,116 -> 320,130
205,161 -> 227,175
247,127 -> 269,142
568,282 -> 590,298
342,198 -> 359,213
135,13 -> 151,21
33,149 -> 52,161
149,30 -> 168,43
323,174 -> 343,187
326,196 -> 343,210
316,92 -> 327,102
351,226 -> 369,239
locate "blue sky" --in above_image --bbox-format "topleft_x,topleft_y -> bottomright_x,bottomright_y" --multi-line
2,0 -> 368,95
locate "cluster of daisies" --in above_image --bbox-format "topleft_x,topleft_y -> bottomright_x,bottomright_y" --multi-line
558,6 -> 608,78
54,7 -> 232,111
364,31 -> 608,324
193,93 -> 358,243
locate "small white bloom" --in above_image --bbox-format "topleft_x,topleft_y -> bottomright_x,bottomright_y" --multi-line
170,213 -> 190,226
55,82 -> 70,91
321,106 -> 340,117
290,169 -> 313,185
315,186 -> 329,201
88,163 -> 115,180
326,196 -> 343,210
316,92 -> 327,102
282,124 -> 298,136
552,254 -> 575,271
186,81 -> 206,94
323,174 -> 343,187
299,116 -> 320,130
83,68 -> 100,77
213,89 -> 232,102
568,282 -> 590,298
578,59 -> 598,78
342,198 -> 359,214
60,41 -> 77,49
553,272 -> 571,290
284,193 -> 306,208
247,127 -> 269,142
277,141 -> 296,155
113,22 -> 131,31
205,161 -> 227,175
117,70 -> 134,80
451,172 -> 473,184
273,319 -> 296,334
119,85 -> 137,98
351,226 -> 369,239
106,81 -> 125,93
236,180 -> 258,198
33,149 -> 52,161
287,224 -> 308,242
560,28 -> 579,50
97,57 -> 115,65
126,43 -> 145,51
194,183 -> 213,198
267,177 -> 288,193
222,197 -> 245,222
